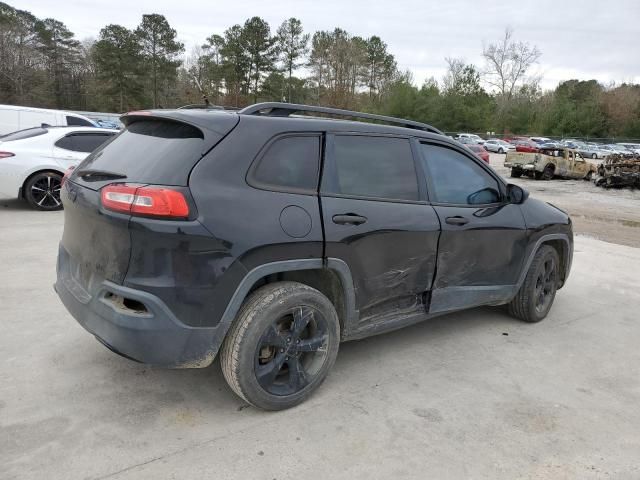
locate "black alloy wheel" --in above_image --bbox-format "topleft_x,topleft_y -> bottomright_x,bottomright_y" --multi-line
254,305 -> 329,396
534,256 -> 556,315
25,172 -> 63,211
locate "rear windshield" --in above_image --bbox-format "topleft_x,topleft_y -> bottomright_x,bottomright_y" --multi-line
75,120 -> 204,186
1,127 -> 48,142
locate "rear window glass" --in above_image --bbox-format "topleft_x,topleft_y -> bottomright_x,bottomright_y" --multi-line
1,127 -> 48,142
76,120 -> 204,186
66,115 -> 94,127
251,135 -> 320,191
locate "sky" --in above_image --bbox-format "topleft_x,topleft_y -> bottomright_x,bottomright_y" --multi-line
21,0 -> 640,91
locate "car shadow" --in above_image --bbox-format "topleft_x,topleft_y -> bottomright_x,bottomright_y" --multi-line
77,305 -> 518,415
1,198 -> 34,211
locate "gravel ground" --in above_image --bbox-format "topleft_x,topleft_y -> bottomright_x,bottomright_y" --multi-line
489,153 -> 640,248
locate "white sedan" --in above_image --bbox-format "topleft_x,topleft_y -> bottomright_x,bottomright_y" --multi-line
0,126 -> 117,210
484,139 -> 516,154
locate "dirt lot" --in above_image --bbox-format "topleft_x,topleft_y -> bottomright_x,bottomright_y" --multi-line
489,153 -> 640,248
1,167 -> 640,479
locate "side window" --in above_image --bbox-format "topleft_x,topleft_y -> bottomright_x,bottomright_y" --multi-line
66,115 -> 94,127
420,143 -> 501,205
72,133 -> 113,153
54,135 -> 75,151
251,135 -> 320,191
331,135 -> 418,201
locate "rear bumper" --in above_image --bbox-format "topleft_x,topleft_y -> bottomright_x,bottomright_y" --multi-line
55,253 -> 221,368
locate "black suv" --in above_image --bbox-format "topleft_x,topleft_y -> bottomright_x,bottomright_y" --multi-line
55,103 -> 573,410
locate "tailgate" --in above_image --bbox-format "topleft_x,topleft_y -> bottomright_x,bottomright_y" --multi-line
59,180 -> 132,290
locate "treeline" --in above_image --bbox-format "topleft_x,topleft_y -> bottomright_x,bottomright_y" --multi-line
1,2 -> 639,139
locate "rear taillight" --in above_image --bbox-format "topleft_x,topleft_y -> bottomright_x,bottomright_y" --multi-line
61,166 -> 75,186
101,183 -> 190,218
0,151 -> 14,158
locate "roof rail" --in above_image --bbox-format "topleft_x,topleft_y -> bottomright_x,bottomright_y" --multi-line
238,102 -> 443,135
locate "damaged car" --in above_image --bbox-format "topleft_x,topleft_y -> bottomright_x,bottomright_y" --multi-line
594,154 -> 640,188
55,103 -> 573,410
504,146 -> 597,180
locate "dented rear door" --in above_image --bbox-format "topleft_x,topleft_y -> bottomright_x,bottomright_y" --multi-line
320,133 -> 440,331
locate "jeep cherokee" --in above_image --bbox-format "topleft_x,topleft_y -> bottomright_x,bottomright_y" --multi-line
55,103 -> 573,410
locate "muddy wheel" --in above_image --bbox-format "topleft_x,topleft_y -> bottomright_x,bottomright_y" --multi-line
584,171 -> 593,181
24,171 -> 63,211
220,281 -> 340,411
508,245 -> 559,323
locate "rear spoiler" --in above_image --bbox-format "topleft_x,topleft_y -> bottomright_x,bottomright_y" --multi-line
120,110 -> 240,155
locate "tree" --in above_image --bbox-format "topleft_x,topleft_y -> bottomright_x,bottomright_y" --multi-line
220,24 -> 250,106
36,18 -> 81,108
482,28 -> 541,99
241,17 -> 276,102
364,36 -> 396,99
94,24 -> 143,111
135,14 -> 184,108
276,18 -> 309,102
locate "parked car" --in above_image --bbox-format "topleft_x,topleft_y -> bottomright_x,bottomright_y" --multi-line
55,102 -> 573,410
484,139 -> 516,154
539,142 -> 563,149
600,145 -> 628,156
0,104 -> 97,135
466,144 -> 490,163
0,126 -> 117,210
576,144 -> 607,159
505,147 -> 597,180
618,143 -> 640,155
613,144 -> 639,156
513,139 -> 540,153
455,133 -> 484,144
530,137 -> 552,144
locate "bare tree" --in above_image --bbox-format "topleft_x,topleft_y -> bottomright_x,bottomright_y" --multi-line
482,27 -> 541,99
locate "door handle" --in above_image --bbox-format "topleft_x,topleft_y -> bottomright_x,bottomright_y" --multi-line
445,216 -> 469,226
332,213 -> 367,225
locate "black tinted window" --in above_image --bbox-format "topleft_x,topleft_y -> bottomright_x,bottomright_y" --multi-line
66,115 -> 94,127
252,135 -> 320,191
76,120 -> 204,186
55,135 -> 75,150
420,143 -> 501,205
332,136 -> 418,201
72,134 -> 113,153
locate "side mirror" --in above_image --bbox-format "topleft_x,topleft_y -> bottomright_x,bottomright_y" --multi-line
507,184 -> 529,204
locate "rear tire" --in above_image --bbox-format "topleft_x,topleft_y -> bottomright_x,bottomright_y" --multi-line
220,281 -> 340,411
510,168 -> 523,178
541,165 -> 554,180
24,171 -> 63,211
508,245 -> 560,323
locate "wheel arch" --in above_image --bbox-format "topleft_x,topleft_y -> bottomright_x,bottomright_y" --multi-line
19,168 -> 65,199
517,234 -> 572,290
216,259 -> 357,349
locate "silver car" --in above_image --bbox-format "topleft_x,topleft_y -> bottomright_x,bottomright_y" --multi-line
577,145 -> 607,159
484,139 -> 515,154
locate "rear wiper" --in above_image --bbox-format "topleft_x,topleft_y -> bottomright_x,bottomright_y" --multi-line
76,169 -> 127,181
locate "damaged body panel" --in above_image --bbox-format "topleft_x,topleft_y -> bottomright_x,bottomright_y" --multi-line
594,154 -> 640,188
504,147 -> 598,180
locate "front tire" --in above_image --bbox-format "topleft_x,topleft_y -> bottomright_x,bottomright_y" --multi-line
220,282 -> 340,410
499,147 -> 505,154
510,168 -> 523,178
24,171 -> 63,211
508,245 -> 560,323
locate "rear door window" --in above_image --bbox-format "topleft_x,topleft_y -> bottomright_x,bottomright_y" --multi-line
329,135 -> 419,201
55,133 -> 114,153
250,135 -> 320,192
